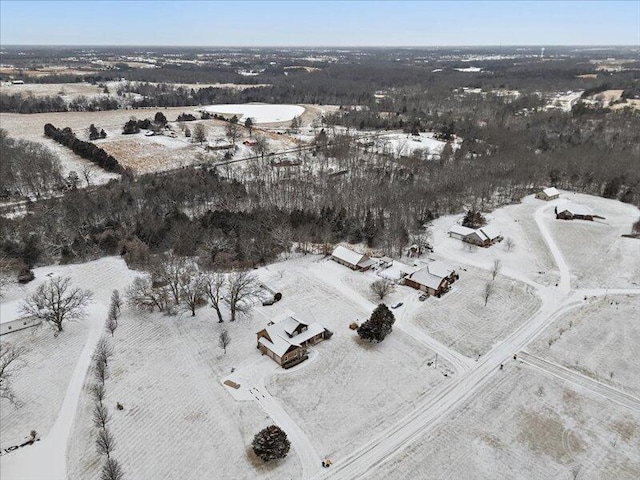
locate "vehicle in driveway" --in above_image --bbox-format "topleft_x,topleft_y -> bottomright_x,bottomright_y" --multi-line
419,293 -> 429,301
391,302 -> 403,309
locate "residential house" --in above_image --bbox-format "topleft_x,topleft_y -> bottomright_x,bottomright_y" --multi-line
555,203 -> 595,221
404,261 -> 458,297
331,245 -> 376,271
536,187 -> 560,201
449,224 -> 503,247
256,316 -> 327,367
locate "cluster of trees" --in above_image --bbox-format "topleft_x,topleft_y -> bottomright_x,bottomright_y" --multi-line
461,210 -> 486,229
127,253 -> 259,322
92,337 -> 125,480
44,124 -> 123,173
89,124 -> 108,140
122,118 -> 152,134
0,92 -> 119,113
176,112 -> 196,122
0,343 -> 28,405
0,129 -> 64,198
357,304 -> 396,343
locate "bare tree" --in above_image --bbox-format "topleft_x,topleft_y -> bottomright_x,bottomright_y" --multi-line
94,357 -> 109,384
225,271 -> 259,321
0,255 -> 18,297
180,273 -> 207,316
81,165 -> 95,187
219,330 -> 231,354
370,279 -> 394,300
21,277 -> 93,332
96,339 -> 113,368
491,259 -> 502,280
106,303 -> 119,337
93,403 -> 111,430
152,253 -> 197,306
253,135 -> 269,158
96,427 -> 116,459
0,343 -> 28,405
409,228 -> 432,256
504,237 -> 515,252
101,457 -> 124,480
91,382 -> 106,404
203,272 -> 226,323
111,290 -> 122,313
225,121 -> 240,145
483,281 -> 494,307
192,123 -> 207,145
126,277 -> 169,312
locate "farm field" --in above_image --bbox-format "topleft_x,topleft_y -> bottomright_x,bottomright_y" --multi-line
373,364 -> 640,480
528,295 -> 640,397
201,103 -> 306,123
0,82 -> 105,99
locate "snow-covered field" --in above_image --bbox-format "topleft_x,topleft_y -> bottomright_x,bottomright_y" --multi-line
529,295 -> 640,396
201,104 -> 306,123
2,192 -> 639,479
545,193 -> 640,289
373,364 -> 640,479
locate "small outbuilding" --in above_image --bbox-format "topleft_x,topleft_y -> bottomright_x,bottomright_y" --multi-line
536,187 -> 560,201
1,300 -> 41,335
331,246 -> 375,271
256,315 -> 327,367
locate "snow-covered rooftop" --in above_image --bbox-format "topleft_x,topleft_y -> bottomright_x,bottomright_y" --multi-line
542,187 -> 560,197
258,316 -> 326,358
558,202 -> 593,217
332,245 -> 369,267
0,300 -> 27,325
449,225 -> 476,237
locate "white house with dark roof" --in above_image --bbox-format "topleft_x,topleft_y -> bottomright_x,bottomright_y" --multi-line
536,187 -> 560,201
256,315 -> 327,366
330,245 -> 375,271
404,261 -> 458,297
1,300 -> 41,335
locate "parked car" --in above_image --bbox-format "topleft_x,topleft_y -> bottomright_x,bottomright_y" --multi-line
262,298 -> 275,306
391,302 -> 403,309
419,293 -> 429,301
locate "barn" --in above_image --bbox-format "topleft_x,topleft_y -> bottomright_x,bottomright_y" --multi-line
331,245 -> 375,271
0,300 -> 41,335
536,187 -> 560,201
256,316 -> 327,367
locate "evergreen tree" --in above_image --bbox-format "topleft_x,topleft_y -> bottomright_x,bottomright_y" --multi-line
252,425 -> 290,462
357,303 -> 395,342
363,209 -> 377,247
154,111 -> 168,126
89,124 -> 100,141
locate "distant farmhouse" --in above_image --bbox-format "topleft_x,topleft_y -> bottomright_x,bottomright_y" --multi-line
448,224 -> 503,247
555,202 -> 595,221
257,315 -> 328,367
536,187 -> 560,201
404,261 -> 458,297
1,300 -> 41,335
331,246 -> 376,271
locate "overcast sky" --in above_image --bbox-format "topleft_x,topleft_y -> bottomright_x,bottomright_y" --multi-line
1,0 -> 639,46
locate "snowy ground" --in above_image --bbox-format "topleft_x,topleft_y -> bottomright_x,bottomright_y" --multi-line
2,192 -> 639,479
544,193 -> 640,289
201,104 -> 306,123
372,364 -> 640,480
528,295 -> 640,397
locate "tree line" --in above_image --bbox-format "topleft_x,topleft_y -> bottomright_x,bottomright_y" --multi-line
44,123 -> 124,173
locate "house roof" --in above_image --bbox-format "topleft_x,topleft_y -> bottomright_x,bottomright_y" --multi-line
542,187 -> 559,197
0,300 -> 27,325
478,225 -> 502,241
409,268 -> 446,290
331,245 -> 369,267
258,316 -> 325,358
449,224 -> 476,236
558,202 -> 593,216
409,261 -> 454,290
